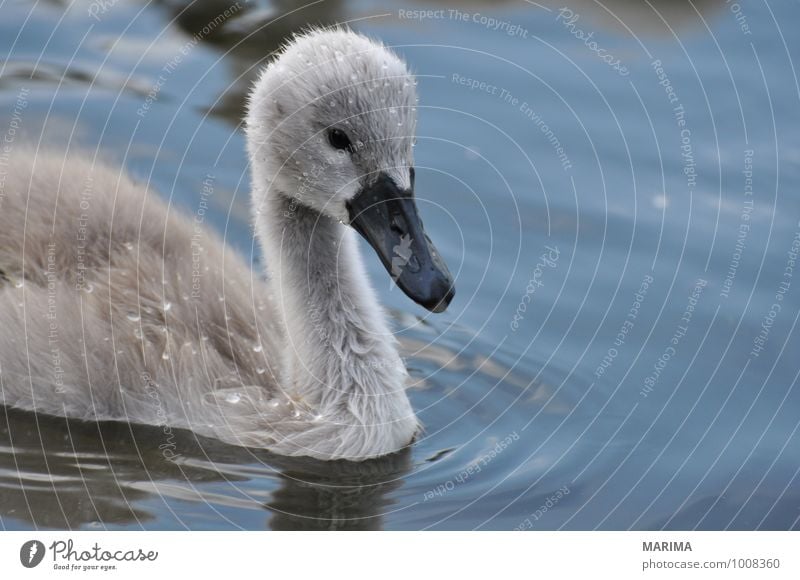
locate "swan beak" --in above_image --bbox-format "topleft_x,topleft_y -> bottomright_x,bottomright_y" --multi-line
346,171 -> 455,313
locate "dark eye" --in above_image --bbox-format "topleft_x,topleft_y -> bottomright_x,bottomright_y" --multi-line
328,128 -> 353,152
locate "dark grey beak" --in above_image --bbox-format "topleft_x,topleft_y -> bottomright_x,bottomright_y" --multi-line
346,171 -> 455,313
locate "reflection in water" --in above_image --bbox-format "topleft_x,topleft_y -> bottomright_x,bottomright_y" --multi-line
152,0 -> 346,124
0,407 -> 410,530
267,453 -> 410,530
151,0 -> 727,129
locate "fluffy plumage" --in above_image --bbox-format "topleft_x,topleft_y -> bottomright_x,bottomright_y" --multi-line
0,28 -> 424,460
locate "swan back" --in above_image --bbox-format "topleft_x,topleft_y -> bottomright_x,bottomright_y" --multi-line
0,149 -> 282,434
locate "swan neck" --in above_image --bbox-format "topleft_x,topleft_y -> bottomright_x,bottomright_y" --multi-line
258,192 -> 404,405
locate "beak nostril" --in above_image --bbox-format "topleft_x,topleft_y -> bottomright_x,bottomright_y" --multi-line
390,214 -> 405,235
348,170 -> 453,312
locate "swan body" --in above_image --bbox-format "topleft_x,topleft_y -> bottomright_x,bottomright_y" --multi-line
0,28 -> 454,461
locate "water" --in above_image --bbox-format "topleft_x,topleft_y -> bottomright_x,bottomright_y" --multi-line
0,0 -> 798,530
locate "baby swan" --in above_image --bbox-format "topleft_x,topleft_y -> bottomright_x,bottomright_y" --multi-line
0,28 -> 454,461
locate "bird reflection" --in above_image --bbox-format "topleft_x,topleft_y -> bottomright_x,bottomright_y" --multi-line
0,406 -> 410,530
141,0 -> 726,129
150,0 -> 346,125
266,452 -> 411,530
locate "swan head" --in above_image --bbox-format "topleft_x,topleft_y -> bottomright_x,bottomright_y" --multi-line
246,28 -> 454,313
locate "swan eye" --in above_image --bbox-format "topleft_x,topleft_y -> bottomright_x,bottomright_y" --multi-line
327,128 -> 353,152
